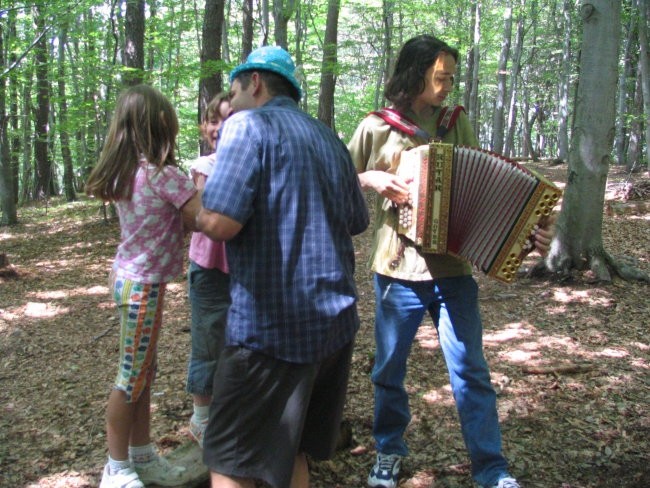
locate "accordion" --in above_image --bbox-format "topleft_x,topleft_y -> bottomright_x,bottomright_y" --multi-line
396,142 -> 562,283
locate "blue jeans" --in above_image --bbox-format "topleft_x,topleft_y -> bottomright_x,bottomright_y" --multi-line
371,273 -> 509,487
186,261 -> 231,396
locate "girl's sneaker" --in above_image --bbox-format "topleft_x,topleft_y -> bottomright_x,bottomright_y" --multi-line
99,464 -> 144,488
134,455 -> 191,486
189,418 -> 208,448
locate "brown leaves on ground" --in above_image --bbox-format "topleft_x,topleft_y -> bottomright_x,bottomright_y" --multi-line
0,164 -> 648,488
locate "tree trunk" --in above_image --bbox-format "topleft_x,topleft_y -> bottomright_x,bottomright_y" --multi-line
273,0 -> 296,50
123,0 -> 145,86
242,0 -> 254,61
556,0 -> 572,163
546,1 -> 646,282
0,21 -> 18,225
8,11 -> 20,204
376,0 -> 395,110
468,1 -> 481,135
317,0 -> 340,129
614,13 -> 636,166
504,10 -> 524,158
637,0 -> 650,171
21,68 -> 33,202
57,23 -> 76,202
492,1 -> 512,154
199,0 -> 225,154
33,5 -> 52,200
626,63 -> 643,172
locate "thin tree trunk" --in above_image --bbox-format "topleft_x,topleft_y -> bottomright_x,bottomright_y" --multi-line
33,5 -> 51,200
504,9 -> 524,157
468,1 -> 481,135
242,0 -> 254,61
0,21 -> 18,225
199,0 -> 225,154
317,0 -> 340,129
556,0 -> 572,163
637,0 -> 650,171
614,12 -> 636,166
123,0 -> 145,86
273,0 -> 295,49
492,1 -> 512,153
57,23 -> 76,202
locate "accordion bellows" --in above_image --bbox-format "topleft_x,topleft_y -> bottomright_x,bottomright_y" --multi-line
396,142 -> 562,283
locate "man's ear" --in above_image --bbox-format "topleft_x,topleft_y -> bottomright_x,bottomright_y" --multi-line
250,72 -> 263,96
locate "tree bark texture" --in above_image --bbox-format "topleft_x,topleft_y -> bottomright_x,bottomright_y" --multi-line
547,0 -> 622,280
317,0 -> 340,128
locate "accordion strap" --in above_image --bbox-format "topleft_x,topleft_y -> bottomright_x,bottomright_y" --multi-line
370,105 -> 466,141
436,105 -> 466,139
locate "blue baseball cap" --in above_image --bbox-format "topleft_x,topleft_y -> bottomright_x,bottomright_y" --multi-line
229,46 -> 302,100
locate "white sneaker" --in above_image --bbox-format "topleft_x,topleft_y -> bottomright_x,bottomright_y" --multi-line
134,455 -> 191,487
367,453 -> 402,488
99,464 -> 144,488
490,477 -> 521,488
189,418 -> 208,448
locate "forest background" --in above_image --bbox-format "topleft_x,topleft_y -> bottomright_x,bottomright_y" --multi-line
0,0 -> 649,487
0,0 -> 648,215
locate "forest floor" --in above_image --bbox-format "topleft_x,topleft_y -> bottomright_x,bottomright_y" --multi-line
0,161 -> 648,488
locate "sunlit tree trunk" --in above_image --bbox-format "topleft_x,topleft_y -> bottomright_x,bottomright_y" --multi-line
556,0 -> 572,163
492,0 -> 511,153
317,0 -> 339,129
376,0 -> 394,111
626,64 -> 643,172
546,1 -> 645,281
637,0 -> 650,171
614,11 -> 636,166
467,1 -> 481,135
504,9 -> 524,157
57,22 -> 76,202
0,21 -> 18,225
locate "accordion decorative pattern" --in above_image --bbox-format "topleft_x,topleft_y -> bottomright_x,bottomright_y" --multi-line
396,142 -> 562,283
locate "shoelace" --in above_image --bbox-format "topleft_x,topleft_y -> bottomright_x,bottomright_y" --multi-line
377,455 -> 400,472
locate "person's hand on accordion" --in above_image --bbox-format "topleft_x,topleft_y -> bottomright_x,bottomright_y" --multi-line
358,170 -> 412,206
532,213 -> 557,257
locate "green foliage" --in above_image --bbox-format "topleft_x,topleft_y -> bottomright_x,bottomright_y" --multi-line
0,0 -> 646,208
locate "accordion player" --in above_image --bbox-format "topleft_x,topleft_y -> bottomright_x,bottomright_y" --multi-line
395,142 -> 562,283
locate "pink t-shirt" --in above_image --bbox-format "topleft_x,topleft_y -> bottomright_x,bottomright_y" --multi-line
113,163 -> 197,283
188,155 -> 229,273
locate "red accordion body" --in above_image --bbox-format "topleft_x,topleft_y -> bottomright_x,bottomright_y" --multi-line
396,142 -> 562,283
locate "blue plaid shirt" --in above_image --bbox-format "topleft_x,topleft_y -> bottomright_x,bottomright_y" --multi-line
203,96 -> 369,363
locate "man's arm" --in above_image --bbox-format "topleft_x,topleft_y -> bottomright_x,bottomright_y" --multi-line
196,207 -> 243,241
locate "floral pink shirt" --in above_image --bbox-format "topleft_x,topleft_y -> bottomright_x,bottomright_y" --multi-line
188,155 -> 229,273
113,163 -> 197,283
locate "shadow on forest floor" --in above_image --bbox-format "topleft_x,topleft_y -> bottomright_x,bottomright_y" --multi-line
1,163 -> 648,488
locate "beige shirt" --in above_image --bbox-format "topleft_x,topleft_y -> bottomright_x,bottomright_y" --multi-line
347,106 -> 479,281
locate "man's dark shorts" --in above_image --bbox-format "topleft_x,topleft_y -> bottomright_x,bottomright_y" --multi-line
202,342 -> 353,488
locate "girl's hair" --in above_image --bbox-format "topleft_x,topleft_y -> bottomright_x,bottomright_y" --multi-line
86,84 -> 179,201
384,35 -> 459,112
202,91 -> 231,125
200,91 -> 231,144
